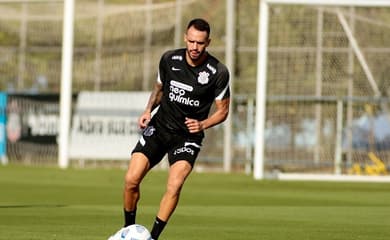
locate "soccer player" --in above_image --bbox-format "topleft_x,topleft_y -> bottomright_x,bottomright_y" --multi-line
121,18 -> 230,240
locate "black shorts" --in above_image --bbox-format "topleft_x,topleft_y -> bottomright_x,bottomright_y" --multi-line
131,123 -> 203,169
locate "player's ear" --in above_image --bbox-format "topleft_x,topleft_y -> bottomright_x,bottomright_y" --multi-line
206,38 -> 211,47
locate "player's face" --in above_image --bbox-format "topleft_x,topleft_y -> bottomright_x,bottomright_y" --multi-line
184,26 -> 210,63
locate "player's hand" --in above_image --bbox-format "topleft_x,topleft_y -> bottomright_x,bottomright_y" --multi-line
185,117 -> 204,133
138,112 -> 151,129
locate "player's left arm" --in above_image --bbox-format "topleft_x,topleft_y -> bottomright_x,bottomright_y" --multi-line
186,62 -> 230,133
185,98 -> 230,133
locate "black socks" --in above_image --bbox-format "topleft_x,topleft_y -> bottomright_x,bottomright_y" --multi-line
150,216 -> 167,240
123,209 -> 137,227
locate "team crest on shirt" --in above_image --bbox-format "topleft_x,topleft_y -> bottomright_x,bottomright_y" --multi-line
197,71 -> 210,85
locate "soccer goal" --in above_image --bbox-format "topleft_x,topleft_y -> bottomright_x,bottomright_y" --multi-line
254,0 -> 390,181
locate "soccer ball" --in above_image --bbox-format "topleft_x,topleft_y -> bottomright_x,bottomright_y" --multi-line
108,224 -> 152,240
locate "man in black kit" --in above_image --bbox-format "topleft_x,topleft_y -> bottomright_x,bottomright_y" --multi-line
112,18 -> 230,240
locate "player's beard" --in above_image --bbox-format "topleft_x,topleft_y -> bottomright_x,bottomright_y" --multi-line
187,48 -> 206,61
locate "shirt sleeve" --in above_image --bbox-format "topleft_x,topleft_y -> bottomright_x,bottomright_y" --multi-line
214,63 -> 230,100
157,52 -> 169,85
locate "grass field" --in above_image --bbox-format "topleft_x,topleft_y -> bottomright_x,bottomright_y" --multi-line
1,165 -> 390,240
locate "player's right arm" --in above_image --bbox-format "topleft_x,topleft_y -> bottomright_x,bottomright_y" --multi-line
139,51 -> 168,129
138,82 -> 163,129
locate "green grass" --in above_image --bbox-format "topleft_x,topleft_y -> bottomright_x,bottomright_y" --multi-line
1,165 -> 390,240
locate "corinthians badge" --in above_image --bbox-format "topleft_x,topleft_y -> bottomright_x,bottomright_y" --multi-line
197,71 -> 209,85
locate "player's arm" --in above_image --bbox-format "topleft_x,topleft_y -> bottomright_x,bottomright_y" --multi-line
138,82 -> 163,129
185,98 -> 230,133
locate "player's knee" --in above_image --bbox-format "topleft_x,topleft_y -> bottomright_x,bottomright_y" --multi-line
124,173 -> 141,192
166,179 -> 184,197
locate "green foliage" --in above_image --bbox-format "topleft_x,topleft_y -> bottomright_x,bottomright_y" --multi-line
0,1 -> 389,95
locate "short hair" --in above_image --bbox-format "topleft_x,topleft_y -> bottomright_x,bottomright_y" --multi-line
186,18 -> 210,37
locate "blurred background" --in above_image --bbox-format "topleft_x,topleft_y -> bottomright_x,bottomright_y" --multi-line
0,0 -> 389,177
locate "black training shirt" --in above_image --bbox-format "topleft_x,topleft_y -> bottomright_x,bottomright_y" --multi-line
153,48 -> 230,137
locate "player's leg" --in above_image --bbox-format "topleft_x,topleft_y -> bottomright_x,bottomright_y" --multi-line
158,160 -> 192,220
123,152 -> 150,226
150,160 -> 193,240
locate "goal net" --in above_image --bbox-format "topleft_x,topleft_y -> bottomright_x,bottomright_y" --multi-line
0,0 -> 228,167
255,0 -> 390,181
